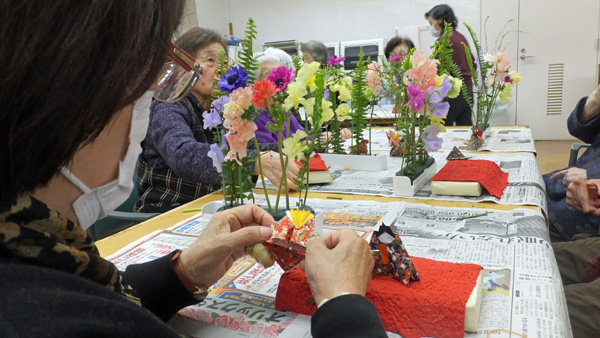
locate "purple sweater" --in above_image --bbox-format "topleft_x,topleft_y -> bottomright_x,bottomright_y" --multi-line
255,110 -> 306,143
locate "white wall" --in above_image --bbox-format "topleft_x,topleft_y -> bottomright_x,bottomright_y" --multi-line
195,0 -> 231,35
198,0 -> 481,55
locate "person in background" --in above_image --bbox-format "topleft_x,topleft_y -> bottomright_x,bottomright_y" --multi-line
425,4 -> 474,126
384,36 -> 415,60
0,1 -> 386,337
544,84 -> 600,241
136,28 -> 298,213
253,48 -> 351,144
551,177 -> 600,337
301,40 -> 329,65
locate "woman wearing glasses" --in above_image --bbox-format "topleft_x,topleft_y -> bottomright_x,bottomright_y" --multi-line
135,27 -> 299,213
0,2 -> 385,337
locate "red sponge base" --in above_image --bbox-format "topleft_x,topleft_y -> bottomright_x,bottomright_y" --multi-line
275,256 -> 482,338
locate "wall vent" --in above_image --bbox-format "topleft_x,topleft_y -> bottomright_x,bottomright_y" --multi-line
546,63 -> 564,115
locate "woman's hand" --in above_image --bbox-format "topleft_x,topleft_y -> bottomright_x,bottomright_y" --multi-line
255,151 -> 300,190
301,229 -> 374,306
566,178 -> 600,215
320,129 -> 352,143
581,85 -> 600,123
179,205 -> 274,288
550,167 -> 587,186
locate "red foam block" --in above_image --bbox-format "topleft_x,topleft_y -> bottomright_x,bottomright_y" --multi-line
275,256 -> 482,338
430,159 -> 509,198
294,153 -> 330,171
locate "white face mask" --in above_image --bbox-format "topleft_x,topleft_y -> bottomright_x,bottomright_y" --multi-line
430,25 -> 441,37
61,91 -> 153,230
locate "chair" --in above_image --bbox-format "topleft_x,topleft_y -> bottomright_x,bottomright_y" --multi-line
89,171 -> 159,240
568,143 -> 591,167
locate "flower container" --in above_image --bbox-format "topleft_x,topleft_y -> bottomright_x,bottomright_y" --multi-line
392,158 -> 437,196
201,201 -> 324,231
318,153 -> 388,171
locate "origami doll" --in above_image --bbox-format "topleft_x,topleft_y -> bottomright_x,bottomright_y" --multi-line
370,224 -> 420,286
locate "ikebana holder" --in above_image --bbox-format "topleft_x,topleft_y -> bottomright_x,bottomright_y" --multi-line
318,153 -> 388,171
392,160 -> 437,196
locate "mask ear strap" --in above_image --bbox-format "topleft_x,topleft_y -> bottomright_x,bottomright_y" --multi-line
60,167 -> 92,194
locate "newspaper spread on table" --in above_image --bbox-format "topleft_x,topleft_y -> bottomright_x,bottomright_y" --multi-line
356,127 -> 537,154
106,196 -> 571,338
256,151 -> 547,212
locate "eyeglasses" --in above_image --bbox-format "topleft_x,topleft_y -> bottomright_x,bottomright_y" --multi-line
154,43 -> 203,103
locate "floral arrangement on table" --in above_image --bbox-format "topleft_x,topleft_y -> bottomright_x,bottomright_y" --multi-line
461,20 -> 522,149
205,18 -> 326,213
380,26 -> 461,179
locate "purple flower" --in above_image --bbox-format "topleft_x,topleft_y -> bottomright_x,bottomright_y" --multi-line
211,96 -> 230,114
327,55 -> 345,66
438,76 -> 451,98
505,76 -> 514,84
208,143 -> 225,173
421,124 -> 443,152
406,83 -> 424,112
426,86 -> 442,104
218,66 -> 249,93
266,66 -> 295,92
432,102 -> 450,118
202,110 -> 222,129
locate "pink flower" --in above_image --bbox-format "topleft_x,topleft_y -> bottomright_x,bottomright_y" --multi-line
366,61 -> 382,94
224,87 -> 252,120
224,121 -> 257,163
388,55 -> 404,62
404,49 -> 438,91
406,83 -> 424,112
266,66 -> 295,92
327,55 -> 345,66
495,51 -> 511,72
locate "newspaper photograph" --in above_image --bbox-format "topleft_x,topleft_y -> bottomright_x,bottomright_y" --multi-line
106,196 -> 569,338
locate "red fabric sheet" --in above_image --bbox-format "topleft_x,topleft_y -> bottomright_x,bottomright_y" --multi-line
430,159 -> 508,198
275,257 -> 482,338
294,153 -> 329,171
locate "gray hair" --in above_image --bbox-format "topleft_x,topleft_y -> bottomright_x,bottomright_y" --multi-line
301,40 -> 328,65
253,47 -> 294,80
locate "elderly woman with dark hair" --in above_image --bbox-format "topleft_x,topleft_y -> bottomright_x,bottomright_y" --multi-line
0,2 -> 385,336
384,36 -> 415,60
301,40 -> 329,65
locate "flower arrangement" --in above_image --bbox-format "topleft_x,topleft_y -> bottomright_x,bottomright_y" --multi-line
207,18 -> 327,213
462,20 -> 522,149
380,27 -> 460,179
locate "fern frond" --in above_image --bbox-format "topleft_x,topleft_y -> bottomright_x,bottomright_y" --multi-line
238,18 -> 259,85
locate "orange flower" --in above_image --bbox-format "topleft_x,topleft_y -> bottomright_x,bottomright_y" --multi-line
251,79 -> 278,110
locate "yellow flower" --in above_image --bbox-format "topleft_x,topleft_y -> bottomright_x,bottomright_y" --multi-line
509,70 -> 522,83
447,76 -> 462,99
335,103 -> 351,121
296,62 -> 320,87
428,116 -> 447,134
434,75 -> 446,87
499,83 -> 513,103
330,76 -> 352,102
283,82 -> 308,111
282,130 -> 308,160
304,98 -> 334,127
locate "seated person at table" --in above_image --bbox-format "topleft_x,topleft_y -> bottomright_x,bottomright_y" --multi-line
384,36 -> 415,61
135,28 -> 297,213
301,40 -> 329,65
0,2 -> 386,337
553,177 -> 600,337
253,48 -> 351,144
544,84 -> 600,241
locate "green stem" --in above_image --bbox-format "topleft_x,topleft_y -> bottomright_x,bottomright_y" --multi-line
229,163 -> 235,208
238,159 -> 244,205
253,138 -> 272,212
369,103 -> 375,155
